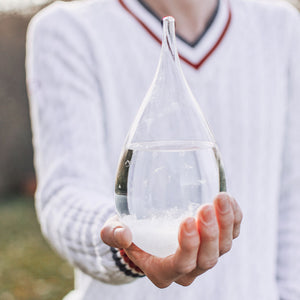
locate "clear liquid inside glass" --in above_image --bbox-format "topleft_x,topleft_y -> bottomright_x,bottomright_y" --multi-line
115,141 -> 226,257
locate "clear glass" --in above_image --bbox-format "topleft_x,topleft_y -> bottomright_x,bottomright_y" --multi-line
115,16 -> 226,258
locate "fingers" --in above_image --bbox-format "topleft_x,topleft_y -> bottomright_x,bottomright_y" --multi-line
196,204 -> 219,270
174,217 -> 200,274
100,215 -> 132,249
214,193 -> 234,255
168,195 -> 241,286
172,218 -> 201,286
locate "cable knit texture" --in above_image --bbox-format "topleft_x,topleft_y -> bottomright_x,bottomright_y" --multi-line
26,0 -> 300,299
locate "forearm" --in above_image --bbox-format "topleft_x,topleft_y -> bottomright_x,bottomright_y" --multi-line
26,4 -> 137,284
36,181 -> 136,284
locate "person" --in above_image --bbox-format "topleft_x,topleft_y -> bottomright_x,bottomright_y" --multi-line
26,0 -> 300,299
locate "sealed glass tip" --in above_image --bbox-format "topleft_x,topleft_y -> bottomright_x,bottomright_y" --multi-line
162,16 -> 177,61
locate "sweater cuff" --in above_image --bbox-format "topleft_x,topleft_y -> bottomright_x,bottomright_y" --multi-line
110,247 -> 145,278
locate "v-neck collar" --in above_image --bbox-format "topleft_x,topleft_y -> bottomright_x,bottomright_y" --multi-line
118,0 -> 232,70
137,0 -> 220,48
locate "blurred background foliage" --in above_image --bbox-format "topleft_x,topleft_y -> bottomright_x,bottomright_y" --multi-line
0,197 -> 73,300
0,0 -> 299,299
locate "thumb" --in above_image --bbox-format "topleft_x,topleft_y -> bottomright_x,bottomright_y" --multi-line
100,215 -> 132,249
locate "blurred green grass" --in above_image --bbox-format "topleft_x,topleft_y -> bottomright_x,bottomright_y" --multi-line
0,197 -> 74,300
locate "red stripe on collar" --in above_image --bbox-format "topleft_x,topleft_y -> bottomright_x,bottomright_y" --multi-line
118,0 -> 232,70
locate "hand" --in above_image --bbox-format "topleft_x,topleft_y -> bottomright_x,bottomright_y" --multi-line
101,192 -> 242,288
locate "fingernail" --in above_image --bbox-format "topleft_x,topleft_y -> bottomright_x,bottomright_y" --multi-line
114,227 -> 124,234
201,205 -> 214,224
185,217 -> 195,233
218,195 -> 230,213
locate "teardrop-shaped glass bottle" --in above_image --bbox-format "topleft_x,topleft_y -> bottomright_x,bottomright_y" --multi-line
115,16 -> 226,258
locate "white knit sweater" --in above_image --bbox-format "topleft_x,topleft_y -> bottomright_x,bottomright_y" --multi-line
26,0 -> 300,299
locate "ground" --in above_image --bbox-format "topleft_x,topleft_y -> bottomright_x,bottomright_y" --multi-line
0,197 -> 73,300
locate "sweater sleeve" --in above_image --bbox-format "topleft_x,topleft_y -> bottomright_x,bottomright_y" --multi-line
26,4 -> 135,285
277,11 -> 300,300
